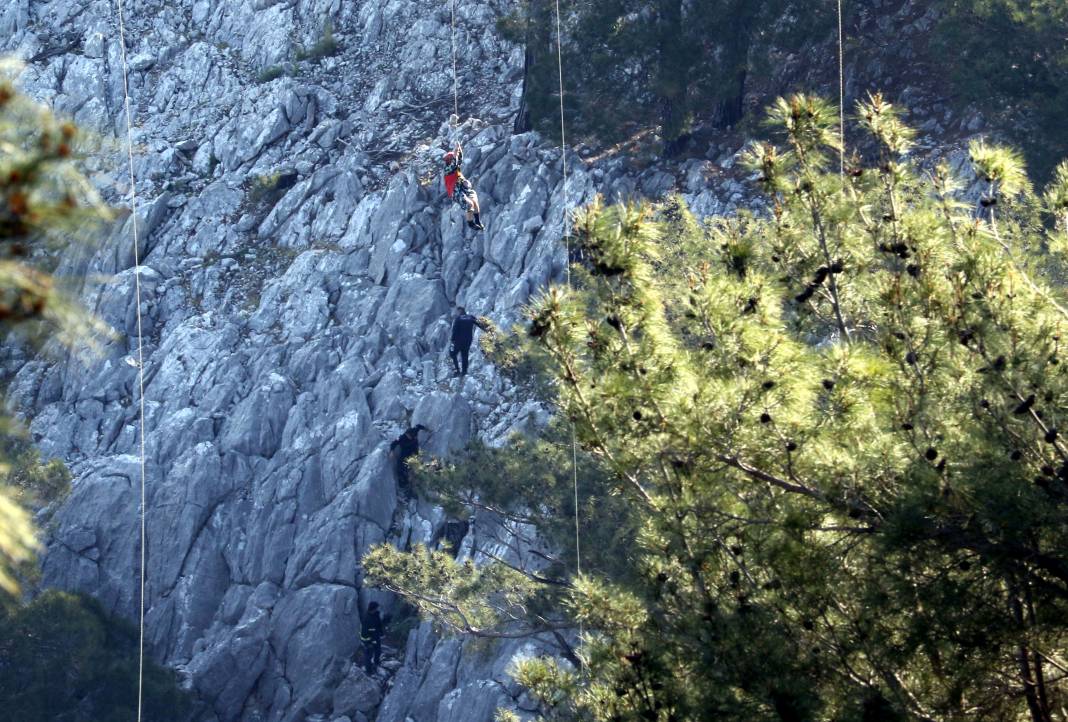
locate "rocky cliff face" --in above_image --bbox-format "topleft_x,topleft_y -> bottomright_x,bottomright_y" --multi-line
2,1 -> 978,721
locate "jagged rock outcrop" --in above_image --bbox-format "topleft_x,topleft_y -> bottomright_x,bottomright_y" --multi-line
3,1 -> 985,720
5,2 -> 582,720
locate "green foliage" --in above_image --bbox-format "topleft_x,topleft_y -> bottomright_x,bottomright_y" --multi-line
377,93 -> 1068,721
296,20 -> 339,62
533,93 -> 1068,720
0,64 -> 112,348
364,543 -> 553,639
480,319 -> 557,401
0,491 -> 35,597
0,63 -> 110,599
364,427 -> 638,648
0,432 -> 72,507
256,65 -> 285,83
0,591 -> 192,721
508,1 -> 1067,166
247,172 -> 284,205
1046,161 -> 1068,262
504,0 -> 830,149
414,426 -> 636,580
935,0 -> 1068,180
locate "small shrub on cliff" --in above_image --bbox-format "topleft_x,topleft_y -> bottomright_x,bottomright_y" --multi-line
256,65 -> 285,84
296,20 -> 339,62
0,434 -> 71,507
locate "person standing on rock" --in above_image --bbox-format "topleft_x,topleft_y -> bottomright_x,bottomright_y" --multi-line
389,424 -> 427,493
360,601 -> 384,675
443,142 -> 484,231
449,306 -> 488,377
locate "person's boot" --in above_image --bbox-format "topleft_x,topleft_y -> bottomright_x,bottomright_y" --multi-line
466,219 -> 476,229
473,212 -> 484,231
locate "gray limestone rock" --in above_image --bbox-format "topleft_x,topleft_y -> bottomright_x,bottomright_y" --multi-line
411,393 -> 472,457
332,670 -> 382,717
2,0 -> 968,720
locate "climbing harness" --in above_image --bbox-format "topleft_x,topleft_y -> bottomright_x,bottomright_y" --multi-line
114,1 -> 149,719
552,0 -> 582,589
443,4 -> 488,230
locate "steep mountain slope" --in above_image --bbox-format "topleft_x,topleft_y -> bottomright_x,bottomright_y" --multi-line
2,1 -> 986,721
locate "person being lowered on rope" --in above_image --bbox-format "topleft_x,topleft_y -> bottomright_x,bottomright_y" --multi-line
443,142 -> 483,231
449,306 -> 489,377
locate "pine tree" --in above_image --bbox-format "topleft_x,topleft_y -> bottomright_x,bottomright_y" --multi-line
503,0 -> 831,151
370,94 -> 1068,721
497,0 -> 559,135
0,64 -> 111,598
934,0 -> 1068,180
363,426 -> 636,668
0,591 -> 191,720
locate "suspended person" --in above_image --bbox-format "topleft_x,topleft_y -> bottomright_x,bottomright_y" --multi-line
389,424 -> 427,494
443,142 -> 484,230
449,306 -> 489,377
360,601 -> 384,675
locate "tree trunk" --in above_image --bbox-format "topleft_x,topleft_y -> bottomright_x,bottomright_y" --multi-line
714,0 -> 756,129
1024,581 -> 1053,722
655,0 -> 690,155
513,45 -> 533,134
715,66 -> 747,129
1010,585 -> 1051,722
660,95 -> 692,157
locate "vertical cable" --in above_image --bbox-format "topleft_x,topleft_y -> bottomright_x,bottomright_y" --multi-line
553,0 -> 581,584
114,2 -> 149,719
837,0 -> 846,177
450,0 -> 459,121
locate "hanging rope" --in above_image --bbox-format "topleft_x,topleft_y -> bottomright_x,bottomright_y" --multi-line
837,0 -> 846,177
114,2 -> 149,720
449,0 -> 459,122
552,0 -> 581,585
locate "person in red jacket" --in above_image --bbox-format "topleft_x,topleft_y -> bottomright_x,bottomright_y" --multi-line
443,142 -> 484,230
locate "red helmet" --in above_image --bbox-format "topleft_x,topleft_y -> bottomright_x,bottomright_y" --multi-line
443,151 -> 455,164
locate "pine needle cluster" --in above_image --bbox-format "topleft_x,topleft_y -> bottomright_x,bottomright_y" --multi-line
0,64 -> 111,599
372,92 -> 1068,721
363,427 -> 636,662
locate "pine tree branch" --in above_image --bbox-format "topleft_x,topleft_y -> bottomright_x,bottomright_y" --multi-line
973,344 -> 1068,462
373,579 -> 573,640
552,342 -> 657,507
549,629 -> 582,670
989,208 -> 1068,324
808,197 -> 851,343
476,546 -> 571,588
717,454 -> 824,500
928,525 -> 1068,599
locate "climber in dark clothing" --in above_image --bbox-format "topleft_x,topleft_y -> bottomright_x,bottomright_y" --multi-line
443,142 -> 484,230
389,424 -> 427,492
360,601 -> 384,675
449,306 -> 488,377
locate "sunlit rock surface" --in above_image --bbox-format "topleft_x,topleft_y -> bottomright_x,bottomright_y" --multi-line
3,0 -> 979,719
